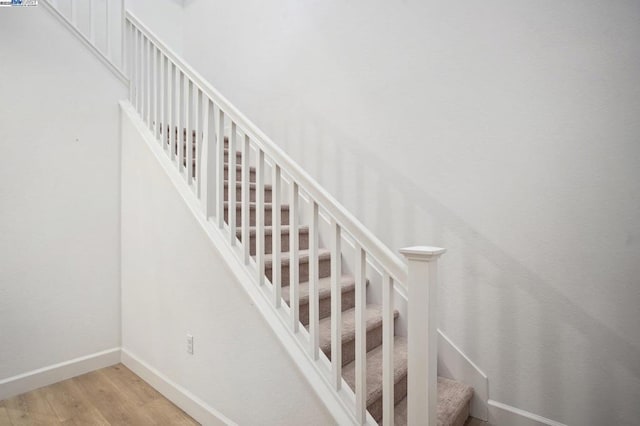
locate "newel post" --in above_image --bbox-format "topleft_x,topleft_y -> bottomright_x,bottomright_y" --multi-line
400,246 -> 446,426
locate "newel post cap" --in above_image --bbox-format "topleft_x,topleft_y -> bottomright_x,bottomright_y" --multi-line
399,246 -> 446,262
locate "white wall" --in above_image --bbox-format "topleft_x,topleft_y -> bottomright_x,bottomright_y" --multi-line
0,7 -> 125,379
170,1 -> 639,425
120,110 -> 333,425
126,0 -> 184,56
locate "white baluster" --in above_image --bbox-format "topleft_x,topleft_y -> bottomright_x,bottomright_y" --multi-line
382,271 -> 395,426
105,0 -> 111,60
146,38 -> 151,127
70,0 -> 77,26
228,121 -> 237,244
153,47 -> 159,140
399,246 -> 446,426
241,135 -> 251,264
194,89 -> 202,195
139,34 -> 144,118
256,149 -> 265,285
177,71 -> 184,169
308,201 -> 319,359
216,107 -> 225,228
202,98 -> 214,217
330,218 -> 342,390
272,165 -> 282,307
127,23 -> 133,102
141,36 -> 147,123
289,181 -> 299,332
120,0 -> 125,70
354,243 -> 367,424
135,30 -> 141,113
185,79 -> 192,185
159,54 -> 165,149
168,63 -> 175,160
89,0 -> 95,43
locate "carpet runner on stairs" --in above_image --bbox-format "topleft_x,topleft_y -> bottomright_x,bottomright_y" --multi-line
170,127 -> 474,425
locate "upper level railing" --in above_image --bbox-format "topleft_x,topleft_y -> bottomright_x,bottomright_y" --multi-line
42,0 -> 126,83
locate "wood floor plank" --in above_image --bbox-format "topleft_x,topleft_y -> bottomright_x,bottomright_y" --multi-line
72,370 -> 157,425
0,406 -> 12,426
43,379 -> 110,425
138,398 -> 199,426
2,388 -> 54,416
101,364 -> 162,406
4,407 -> 60,426
2,388 -> 60,426
0,364 -> 198,426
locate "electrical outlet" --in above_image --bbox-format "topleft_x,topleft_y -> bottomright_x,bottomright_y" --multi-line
186,334 -> 194,355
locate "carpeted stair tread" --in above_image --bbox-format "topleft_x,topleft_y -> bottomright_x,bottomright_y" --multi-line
236,225 -> 306,238
263,248 -> 331,269
281,274 -> 356,305
223,148 -> 243,161
224,163 -> 256,174
393,377 -> 474,426
318,305 -> 398,356
342,336 -> 408,410
224,180 -> 272,191
224,180 -> 273,202
223,201 -> 290,211
161,128 -> 475,425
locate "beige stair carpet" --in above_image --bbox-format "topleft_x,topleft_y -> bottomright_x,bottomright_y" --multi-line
170,128 -> 474,425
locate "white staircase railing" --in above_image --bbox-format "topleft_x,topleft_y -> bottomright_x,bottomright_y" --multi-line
121,10 -> 445,425
29,1 -> 449,423
123,11 -> 445,425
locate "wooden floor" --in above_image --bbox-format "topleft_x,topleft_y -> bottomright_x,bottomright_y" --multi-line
0,363 -> 488,426
0,364 -> 198,426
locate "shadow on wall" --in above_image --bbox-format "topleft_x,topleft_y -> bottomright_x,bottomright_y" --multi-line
267,105 -> 639,425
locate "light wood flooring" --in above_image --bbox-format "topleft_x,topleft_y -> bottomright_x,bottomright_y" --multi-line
0,363 -> 488,426
0,364 -> 198,425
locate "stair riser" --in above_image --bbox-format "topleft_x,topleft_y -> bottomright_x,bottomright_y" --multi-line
224,151 -> 243,163
171,147 -> 242,165
224,207 -> 289,227
265,256 -> 331,284
297,288 -> 356,326
241,230 -> 309,256
369,375 -> 407,422
224,186 -> 273,203
224,167 -> 256,183
324,324 -> 385,367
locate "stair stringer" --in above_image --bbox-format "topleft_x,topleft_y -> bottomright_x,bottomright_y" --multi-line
120,100 -> 377,426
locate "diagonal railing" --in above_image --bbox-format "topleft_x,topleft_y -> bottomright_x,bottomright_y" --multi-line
33,1 -> 447,423
41,0 -> 127,83
124,10 -> 446,425
127,9 -> 444,425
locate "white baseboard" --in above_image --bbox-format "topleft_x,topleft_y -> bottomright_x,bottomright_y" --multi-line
0,348 -> 121,400
438,331 -> 489,421
488,400 -> 567,426
121,348 -> 235,426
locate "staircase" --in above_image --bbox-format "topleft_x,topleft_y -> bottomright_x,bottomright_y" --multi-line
39,0 -> 477,422
165,129 -> 474,424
